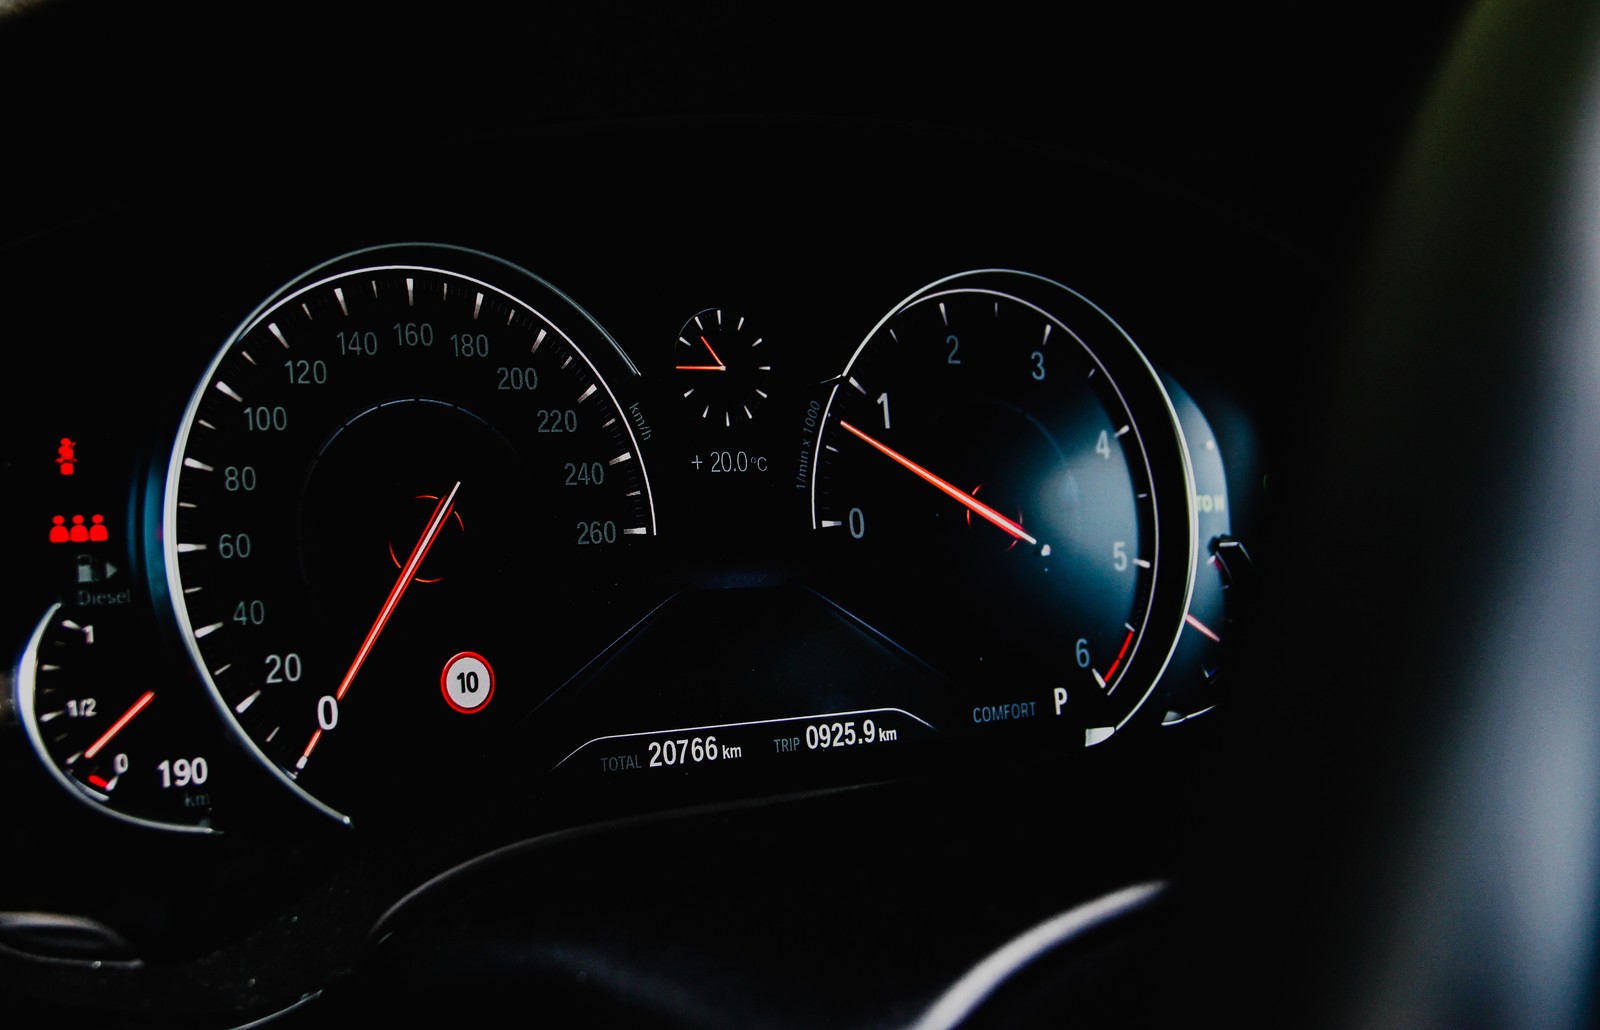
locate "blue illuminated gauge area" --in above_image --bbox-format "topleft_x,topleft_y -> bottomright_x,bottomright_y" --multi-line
809,271 -> 1194,746
164,246 -> 655,824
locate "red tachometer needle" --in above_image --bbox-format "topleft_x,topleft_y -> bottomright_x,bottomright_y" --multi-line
675,335 -> 727,371
83,690 -> 155,760
839,421 -> 1038,546
298,481 -> 462,769
1185,612 -> 1222,643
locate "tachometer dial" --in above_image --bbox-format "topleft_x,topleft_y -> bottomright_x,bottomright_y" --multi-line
163,245 -> 655,823
810,271 -> 1193,744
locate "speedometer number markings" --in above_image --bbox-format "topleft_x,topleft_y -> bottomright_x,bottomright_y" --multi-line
166,250 -> 656,822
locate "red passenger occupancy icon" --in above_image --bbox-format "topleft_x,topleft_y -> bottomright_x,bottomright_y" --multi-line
50,514 -> 109,543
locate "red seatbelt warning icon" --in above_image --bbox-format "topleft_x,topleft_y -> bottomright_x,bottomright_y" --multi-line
56,437 -> 77,475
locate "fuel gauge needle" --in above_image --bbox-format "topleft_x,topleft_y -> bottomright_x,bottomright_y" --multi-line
298,481 -> 461,770
839,421 -> 1038,546
83,690 -> 155,761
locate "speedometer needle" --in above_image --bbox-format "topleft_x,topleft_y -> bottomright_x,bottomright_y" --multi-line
298,481 -> 461,769
839,421 -> 1038,546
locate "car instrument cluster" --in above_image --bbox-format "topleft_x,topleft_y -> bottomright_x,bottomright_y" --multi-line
1,121 -> 1272,843
0,119 -> 1285,1027
11,234 -> 1250,834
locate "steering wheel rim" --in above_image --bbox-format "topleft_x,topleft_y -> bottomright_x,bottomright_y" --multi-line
1296,3 -> 1600,1025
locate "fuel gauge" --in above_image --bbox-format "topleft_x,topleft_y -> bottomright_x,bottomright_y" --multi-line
17,603 -> 221,832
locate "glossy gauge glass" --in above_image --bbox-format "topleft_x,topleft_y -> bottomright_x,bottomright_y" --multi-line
164,245 -> 655,823
809,270 -> 1194,744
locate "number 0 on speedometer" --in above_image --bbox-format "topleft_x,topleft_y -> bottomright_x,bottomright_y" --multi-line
163,245 -> 655,823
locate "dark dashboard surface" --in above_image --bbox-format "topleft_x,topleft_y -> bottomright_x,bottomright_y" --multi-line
13,3 -> 1573,1028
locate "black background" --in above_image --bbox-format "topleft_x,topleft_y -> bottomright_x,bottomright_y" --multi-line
0,2 -> 1487,1027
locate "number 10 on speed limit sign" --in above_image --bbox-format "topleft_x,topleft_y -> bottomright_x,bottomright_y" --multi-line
441,652 -> 495,714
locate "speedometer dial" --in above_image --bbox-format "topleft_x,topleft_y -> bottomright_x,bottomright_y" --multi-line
164,245 -> 655,823
810,271 -> 1193,744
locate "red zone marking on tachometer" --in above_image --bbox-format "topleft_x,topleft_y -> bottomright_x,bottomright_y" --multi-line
1103,630 -> 1135,684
